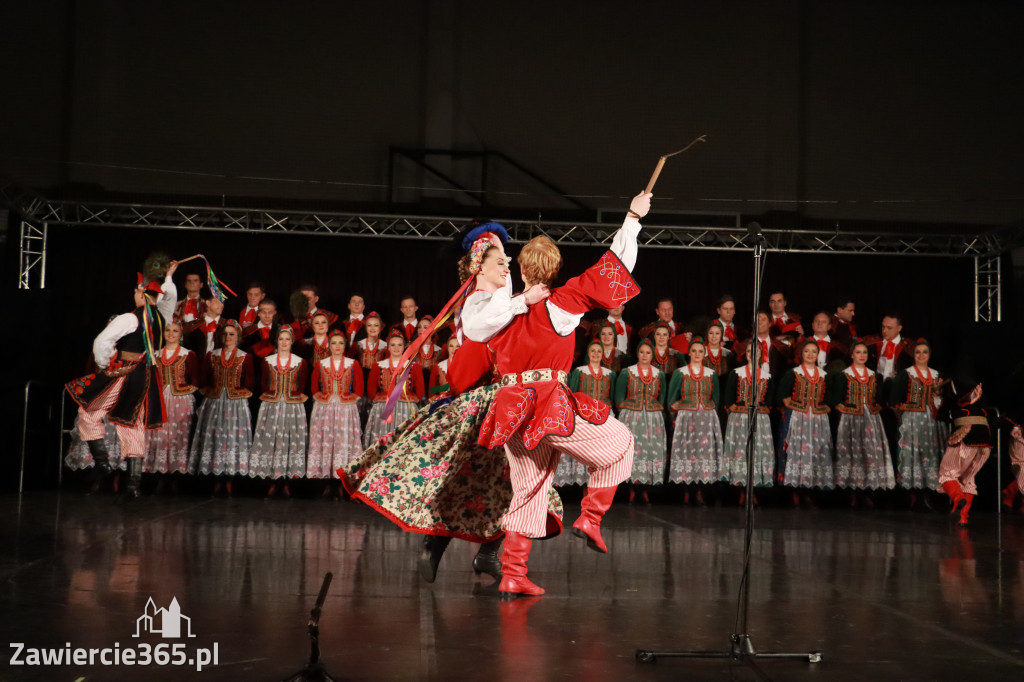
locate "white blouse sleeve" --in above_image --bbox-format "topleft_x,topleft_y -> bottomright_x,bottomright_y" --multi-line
92,313 -> 139,368
609,215 -> 642,272
461,278 -> 529,343
544,301 -> 584,337
155,274 -> 178,323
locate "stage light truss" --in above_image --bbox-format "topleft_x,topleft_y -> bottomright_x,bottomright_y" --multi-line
974,254 -> 1002,323
12,196 -> 1011,256
18,219 -> 47,290
2,181 -> 1015,321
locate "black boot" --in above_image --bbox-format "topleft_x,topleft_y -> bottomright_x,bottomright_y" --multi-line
417,535 -> 452,583
85,439 -> 112,493
86,439 -> 113,473
472,538 -> 503,580
116,458 -> 143,504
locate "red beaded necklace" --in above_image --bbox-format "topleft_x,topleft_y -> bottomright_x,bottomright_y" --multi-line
802,363 -> 821,383
744,364 -> 763,403
654,345 -> 670,364
851,364 -> 870,383
913,365 -> 933,385
219,346 -> 238,368
688,362 -> 704,382
160,344 -> 181,366
745,363 -> 762,384
328,355 -> 346,379
313,336 -> 328,358
276,352 -> 292,374
638,364 -> 656,385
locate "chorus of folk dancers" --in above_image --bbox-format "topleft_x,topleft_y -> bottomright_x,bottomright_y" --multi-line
65,194 -> 1022,597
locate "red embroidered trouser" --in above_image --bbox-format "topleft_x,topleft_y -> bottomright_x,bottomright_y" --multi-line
77,377 -> 147,458
937,444 -> 990,496
502,416 -> 634,537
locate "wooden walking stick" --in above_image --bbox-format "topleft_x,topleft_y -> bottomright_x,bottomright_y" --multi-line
645,134 -> 707,193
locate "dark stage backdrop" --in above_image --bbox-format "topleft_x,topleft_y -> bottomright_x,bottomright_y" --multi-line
3,2 -> 1023,226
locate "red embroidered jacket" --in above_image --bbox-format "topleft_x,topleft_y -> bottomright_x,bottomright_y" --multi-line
367,360 -> 424,403
311,356 -> 363,404
478,251 -> 640,450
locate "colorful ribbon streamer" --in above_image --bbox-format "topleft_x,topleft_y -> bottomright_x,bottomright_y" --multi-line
176,254 -> 237,302
381,277 -> 475,422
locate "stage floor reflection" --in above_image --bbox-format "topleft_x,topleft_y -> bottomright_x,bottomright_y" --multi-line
2,493 -> 1024,681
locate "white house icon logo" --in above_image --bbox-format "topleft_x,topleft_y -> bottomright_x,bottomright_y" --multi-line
133,597 -> 196,638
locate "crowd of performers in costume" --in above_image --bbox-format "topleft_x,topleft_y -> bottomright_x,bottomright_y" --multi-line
560,305 -> 1017,528
64,195 -> 1023,598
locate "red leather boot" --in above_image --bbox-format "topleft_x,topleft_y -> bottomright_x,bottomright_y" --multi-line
572,485 -> 618,553
957,494 -> 974,527
498,532 -> 544,599
1002,480 -> 1019,511
941,481 -> 965,517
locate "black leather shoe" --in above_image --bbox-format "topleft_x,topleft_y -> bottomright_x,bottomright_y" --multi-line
417,536 -> 451,583
472,538 -> 503,580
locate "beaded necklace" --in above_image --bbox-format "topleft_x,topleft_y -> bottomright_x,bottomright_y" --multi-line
802,363 -> 821,383
687,362 -> 704,382
851,364 -> 870,383
160,344 -> 182,366
219,346 -> 238,368
654,345 -> 671,365
276,352 -> 293,375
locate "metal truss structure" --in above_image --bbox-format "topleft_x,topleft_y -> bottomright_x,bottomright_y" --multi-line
18,219 -> 47,290
974,254 -> 1002,323
2,178 -> 1016,322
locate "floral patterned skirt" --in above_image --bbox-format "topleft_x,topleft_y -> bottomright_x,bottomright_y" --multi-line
896,410 -> 947,490
307,399 -> 363,478
144,388 -> 194,474
189,394 -> 252,476
834,412 -> 895,490
779,409 -> 835,489
620,408 -> 667,484
722,411 -> 775,486
668,409 -> 724,483
65,417 -> 126,471
339,384 -> 564,543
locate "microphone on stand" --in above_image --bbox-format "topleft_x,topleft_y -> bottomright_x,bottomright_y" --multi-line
746,221 -> 765,244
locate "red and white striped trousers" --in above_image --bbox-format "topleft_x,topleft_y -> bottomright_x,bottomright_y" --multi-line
77,376 -> 148,458
938,444 -> 990,496
1010,437 -> 1024,490
501,416 -> 634,537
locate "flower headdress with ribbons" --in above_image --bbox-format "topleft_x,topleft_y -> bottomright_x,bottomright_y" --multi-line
381,220 -> 509,421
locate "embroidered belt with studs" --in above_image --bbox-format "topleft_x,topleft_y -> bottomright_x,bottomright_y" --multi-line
499,369 -> 567,387
953,416 -> 988,428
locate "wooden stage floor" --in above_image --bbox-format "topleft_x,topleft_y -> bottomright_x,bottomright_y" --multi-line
2,491 -> 1023,681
